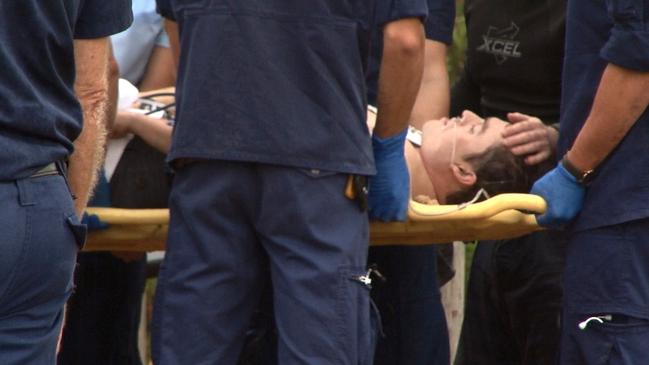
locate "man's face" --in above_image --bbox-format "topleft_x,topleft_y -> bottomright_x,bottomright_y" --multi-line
420,110 -> 508,173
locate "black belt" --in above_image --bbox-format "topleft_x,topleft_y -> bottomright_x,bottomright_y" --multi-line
30,162 -> 60,178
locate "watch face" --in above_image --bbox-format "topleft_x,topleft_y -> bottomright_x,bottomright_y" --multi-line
562,154 -> 594,186
580,169 -> 595,185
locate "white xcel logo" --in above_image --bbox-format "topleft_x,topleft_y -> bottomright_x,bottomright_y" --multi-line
476,22 -> 522,64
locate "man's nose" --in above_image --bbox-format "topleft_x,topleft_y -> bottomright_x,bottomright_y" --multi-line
457,116 -> 474,127
451,116 -> 464,126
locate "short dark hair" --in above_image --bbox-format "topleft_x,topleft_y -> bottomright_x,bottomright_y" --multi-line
445,144 -> 551,205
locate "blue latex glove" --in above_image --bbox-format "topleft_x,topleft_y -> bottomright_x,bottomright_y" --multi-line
81,212 -> 110,231
369,129 -> 410,221
530,162 -> 586,229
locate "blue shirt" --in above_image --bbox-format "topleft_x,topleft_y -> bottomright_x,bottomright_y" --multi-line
366,0 -> 455,106
0,1 -> 132,180
113,0 -> 170,85
559,0 -> 649,232
167,1 -> 388,174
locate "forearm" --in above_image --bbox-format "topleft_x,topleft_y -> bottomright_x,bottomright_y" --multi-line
127,113 -> 173,153
410,40 -> 449,128
139,46 -> 176,92
164,19 -> 180,69
69,95 -> 108,215
69,38 -> 110,215
106,44 -> 119,131
374,18 -> 425,137
567,63 -> 649,171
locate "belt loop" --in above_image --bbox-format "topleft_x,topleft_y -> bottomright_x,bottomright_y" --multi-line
15,178 -> 35,207
56,161 -> 77,201
55,160 -> 68,177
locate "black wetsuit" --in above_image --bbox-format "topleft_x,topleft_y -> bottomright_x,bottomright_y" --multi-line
451,1 -> 568,364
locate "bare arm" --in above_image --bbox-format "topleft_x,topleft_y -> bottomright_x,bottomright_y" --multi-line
410,40 -> 449,127
164,19 -> 180,69
567,64 -> 649,172
69,38 -> 110,216
106,43 -> 120,131
374,17 -> 425,137
112,111 -> 173,153
139,45 -> 176,91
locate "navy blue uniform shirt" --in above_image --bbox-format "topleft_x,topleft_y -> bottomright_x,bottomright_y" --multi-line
366,0 -> 454,106
559,0 -> 649,231
167,1 -> 384,174
0,1 -> 132,181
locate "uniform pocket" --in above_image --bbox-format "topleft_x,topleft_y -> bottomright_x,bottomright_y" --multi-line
571,313 -> 649,364
0,185 -> 28,303
594,314 -> 649,333
66,214 -> 87,250
297,168 -> 340,179
336,266 -> 376,364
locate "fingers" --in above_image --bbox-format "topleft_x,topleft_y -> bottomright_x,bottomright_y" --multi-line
525,150 -> 552,165
502,117 -> 543,138
507,112 -> 533,123
507,138 -> 553,165
509,139 -> 549,156
502,124 -> 547,147
502,113 -> 555,165
504,127 -> 552,165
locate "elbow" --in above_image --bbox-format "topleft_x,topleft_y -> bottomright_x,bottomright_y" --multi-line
383,19 -> 425,60
76,84 -> 108,109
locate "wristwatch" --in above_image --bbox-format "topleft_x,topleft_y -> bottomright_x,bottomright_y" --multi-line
561,154 -> 595,185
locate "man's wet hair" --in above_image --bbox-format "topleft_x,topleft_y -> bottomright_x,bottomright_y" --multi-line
445,144 -> 552,205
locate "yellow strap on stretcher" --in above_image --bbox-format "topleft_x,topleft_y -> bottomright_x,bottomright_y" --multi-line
84,193 -> 545,252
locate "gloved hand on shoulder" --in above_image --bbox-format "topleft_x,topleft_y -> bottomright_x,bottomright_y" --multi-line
530,162 -> 585,229
369,129 -> 410,221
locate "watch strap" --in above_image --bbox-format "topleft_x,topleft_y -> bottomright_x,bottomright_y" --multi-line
561,154 -> 594,185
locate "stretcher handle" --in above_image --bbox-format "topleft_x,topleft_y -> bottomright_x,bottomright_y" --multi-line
87,193 -> 546,226
408,193 -> 546,222
86,207 -> 169,225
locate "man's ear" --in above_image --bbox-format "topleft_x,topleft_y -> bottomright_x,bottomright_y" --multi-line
451,163 -> 477,187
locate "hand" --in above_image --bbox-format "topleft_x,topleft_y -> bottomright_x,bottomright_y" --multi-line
369,129 -> 410,221
530,162 -> 585,229
110,110 -> 136,139
81,212 -> 110,231
502,112 -> 558,165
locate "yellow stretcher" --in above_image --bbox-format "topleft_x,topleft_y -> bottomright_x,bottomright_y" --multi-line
84,193 -> 546,252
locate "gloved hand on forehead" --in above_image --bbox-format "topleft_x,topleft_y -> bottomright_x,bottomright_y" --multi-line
530,162 -> 585,229
369,128 -> 410,221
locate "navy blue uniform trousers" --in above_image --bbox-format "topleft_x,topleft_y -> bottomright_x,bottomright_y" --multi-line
152,160 -> 372,365
0,174 -> 83,365
559,219 -> 649,365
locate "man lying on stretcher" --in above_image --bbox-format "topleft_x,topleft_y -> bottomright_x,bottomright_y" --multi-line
113,85 -> 548,206
368,108 -> 551,206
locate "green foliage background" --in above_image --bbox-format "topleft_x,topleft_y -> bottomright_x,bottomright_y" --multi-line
447,1 -> 467,84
